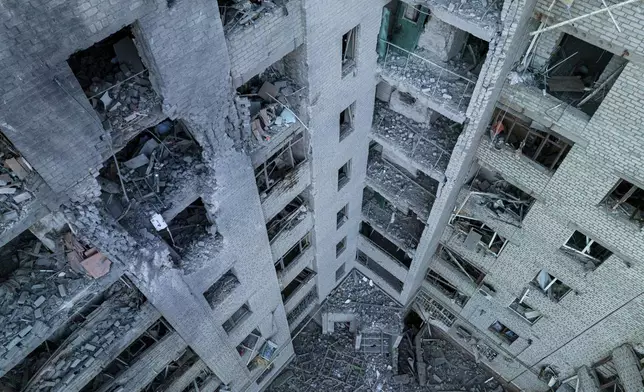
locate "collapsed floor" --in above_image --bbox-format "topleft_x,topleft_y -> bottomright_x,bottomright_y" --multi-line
267,270 -> 512,392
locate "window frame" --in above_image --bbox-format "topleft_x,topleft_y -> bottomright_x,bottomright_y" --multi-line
338,160 -> 351,190
223,303 -> 251,333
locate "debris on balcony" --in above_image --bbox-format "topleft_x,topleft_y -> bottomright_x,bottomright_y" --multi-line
98,120 -> 205,223
0,133 -> 36,230
372,100 -> 461,176
421,0 -> 501,35
0,231 -> 115,371
218,0 -> 287,33
255,132 -> 307,199
68,26 -> 163,150
237,69 -> 305,151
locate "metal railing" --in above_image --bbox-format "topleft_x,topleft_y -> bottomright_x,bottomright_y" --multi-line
372,111 -> 451,175
378,40 -> 477,114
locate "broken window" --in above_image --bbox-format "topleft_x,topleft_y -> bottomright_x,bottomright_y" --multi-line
490,108 -> 573,171
488,321 -> 519,344
159,198 -> 212,258
335,263 -> 346,281
449,215 -> 508,256
204,270 -> 240,308
338,160 -> 351,190
561,230 -> 612,270
509,298 -> 542,325
99,119 -> 204,222
544,34 -> 625,116
68,26 -> 162,148
403,4 -> 420,22
337,203 -> 349,229
255,132 -> 307,198
336,236 -> 347,257
425,270 -> 470,307
437,246 -> 486,284
601,179 -> 644,228
342,26 -> 359,76
469,166 -> 536,223
359,221 -> 413,268
237,328 -> 262,357
223,303 -> 251,333
531,269 -> 572,302
281,268 -> 315,303
274,232 -> 311,274
356,250 -> 404,293
266,195 -> 308,242
339,102 -> 356,141
237,64 -> 304,149
0,132 -> 34,226
81,319 -> 173,391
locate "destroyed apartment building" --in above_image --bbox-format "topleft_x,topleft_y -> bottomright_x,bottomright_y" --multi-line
2,0 -> 644,391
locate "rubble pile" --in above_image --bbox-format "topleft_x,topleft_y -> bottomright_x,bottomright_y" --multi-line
99,120 -> 207,223
160,201 -> 211,257
69,35 -> 162,146
373,101 -> 461,174
22,282 -> 144,392
362,188 -> 425,252
219,0 -> 286,33
366,155 -> 435,221
469,172 -> 533,225
422,0 -> 501,34
0,140 -> 36,229
238,77 -> 304,151
325,270 -> 404,333
0,234 -> 105,370
379,48 -> 476,114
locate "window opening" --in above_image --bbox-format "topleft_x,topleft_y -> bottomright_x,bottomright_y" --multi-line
425,270 -> 469,307
403,4 -> 420,22
204,270 -> 240,308
255,133 -> 306,198
449,215 -> 508,256
561,230 -> 612,270
266,195 -> 307,242
281,268 -> 315,303
488,321 -> 519,344
342,26 -> 359,76
339,103 -> 356,141
356,250 -> 404,292
509,298 -> 542,324
337,204 -> 349,229
437,246 -> 486,284
359,221 -> 412,268
601,179 -> 644,228
336,237 -> 347,257
338,160 -> 351,190
274,233 -> 311,274
223,304 -> 251,333
335,263 -> 346,281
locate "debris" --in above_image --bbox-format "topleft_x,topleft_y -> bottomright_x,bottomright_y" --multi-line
0,187 -> 16,194
33,296 -> 46,307
123,154 -> 149,169
80,253 -> 112,278
150,213 -> 168,231
12,192 -> 31,203
4,158 -> 31,180
258,82 -> 279,101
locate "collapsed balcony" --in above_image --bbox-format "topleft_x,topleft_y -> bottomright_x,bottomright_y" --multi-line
80,318 -> 187,392
266,194 -> 308,243
459,165 -> 536,229
366,147 -> 437,222
237,64 -> 306,155
218,0 -> 288,34
377,39 -> 480,122
255,132 -> 307,200
6,281 -> 160,392
448,215 -> 508,257
527,33 -> 627,116
0,133 -> 46,242
361,187 -> 425,254
359,221 -> 413,269
408,0 -> 501,41
489,107 -> 573,172
68,26 -> 163,149
372,100 -> 461,181
98,120 -> 206,226
424,269 -> 469,308
0,230 -> 120,376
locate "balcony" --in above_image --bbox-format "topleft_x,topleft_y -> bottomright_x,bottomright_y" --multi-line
423,269 -> 470,309
372,100 -> 461,182
282,268 -> 317,313
274,232 -> 314,286
362,187 -> 425,255
357,235 -> 408,282
447,212 -> 509,258
287,288 -> 318,332
359,220 -> 412,267
220,0 -> 305,87
377,41 -> 477,123
16,285 -> 160,392
256,133 -> 309,220
410,0 -> 501,41
366,153 -> 436,222
356,251 -> 404,298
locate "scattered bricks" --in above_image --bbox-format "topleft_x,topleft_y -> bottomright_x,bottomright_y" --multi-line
58,284 -> 67,297
34,308 -> 43,319
12,192 -> 31,203
33,295 -> 46,307
84,357 -> 95,368
83,343 -> 96,351
17,291 -> 28,305
6,336 -> 21,350
31,283 -> 46,290
70,358 -> 82,368
18,325 -> 32,337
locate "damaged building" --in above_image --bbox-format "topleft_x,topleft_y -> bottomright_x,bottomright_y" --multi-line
2,0 -> 644,391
